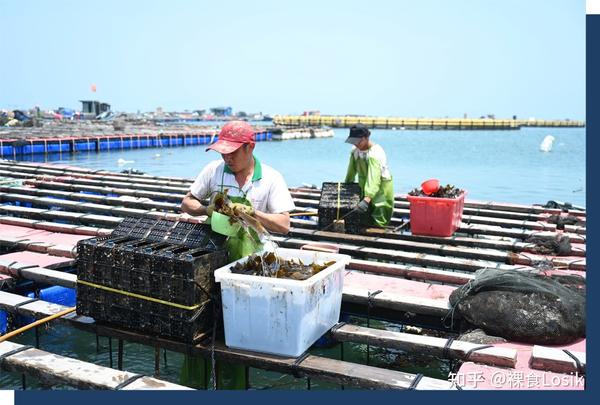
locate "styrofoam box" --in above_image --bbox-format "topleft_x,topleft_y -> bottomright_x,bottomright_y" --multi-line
214,248 -> 351,357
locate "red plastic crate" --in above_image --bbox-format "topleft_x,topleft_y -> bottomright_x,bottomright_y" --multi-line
407,192 -> 466,237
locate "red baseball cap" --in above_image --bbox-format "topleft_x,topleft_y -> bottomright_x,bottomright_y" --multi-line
206,121 -> 256,154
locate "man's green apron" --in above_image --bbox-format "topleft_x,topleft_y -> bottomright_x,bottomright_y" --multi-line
345,148 -> 394,227
181,160 -> 263,389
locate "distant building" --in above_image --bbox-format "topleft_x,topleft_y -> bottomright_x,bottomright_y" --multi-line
80,100 -> 111,119
303,110 -> 321,116
210,106 -> 233,116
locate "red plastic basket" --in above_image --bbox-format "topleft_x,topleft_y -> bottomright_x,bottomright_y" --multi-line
406,192 -> 466,237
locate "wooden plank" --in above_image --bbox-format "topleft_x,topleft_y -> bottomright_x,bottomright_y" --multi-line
331,324 -> 517,368
0,216 -> 112,236
0,161 -> 191,187
24,179 -> 184,202
289,187 -> 586,216
0,291 -> 452,389
0,204 -> 122,227
299,355 -> 455,389
0,259 -> 77,288
342,284 -> 451,317
289,217 -> 586,244
273,235 -> 522,273
0,185 -> 180,211
289,227 -> 511,263
348,259 -> 474,285
530,345 -> 586,374
0,341 -> 190,390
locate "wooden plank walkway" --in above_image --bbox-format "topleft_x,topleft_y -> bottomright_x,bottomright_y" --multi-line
0,341 -> 191,390
0,160 -> 586,390
0,291 -> 455,390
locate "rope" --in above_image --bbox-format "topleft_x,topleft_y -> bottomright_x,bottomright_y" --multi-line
0,345 -> 34,364
13,298 -> 39,309
77,280 -> 202,311
114,374 -> 145,390
7,264 -> 39,278
442,337 -> 455,359
336,182 -> 341,221
464,345 -> 493,361
291,351 -> 311,378
562,349 -> 585,374
407,373 -> 423,390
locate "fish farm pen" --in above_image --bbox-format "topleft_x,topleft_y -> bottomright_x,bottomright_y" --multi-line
0,125 -> 335,158
0,160 -> 586,390
273,115 -> 585,130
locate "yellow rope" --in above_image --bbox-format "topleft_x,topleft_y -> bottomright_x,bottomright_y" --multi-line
77,280 -> 201,311
336,182 -> 341,220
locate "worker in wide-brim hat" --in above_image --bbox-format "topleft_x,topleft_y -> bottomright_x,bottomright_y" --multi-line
344,124 -> 394,227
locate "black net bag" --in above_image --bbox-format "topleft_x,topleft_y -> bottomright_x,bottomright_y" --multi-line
448,268 -> 585,345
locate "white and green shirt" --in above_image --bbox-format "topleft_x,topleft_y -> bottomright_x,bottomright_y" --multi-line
189,157 -> 295,214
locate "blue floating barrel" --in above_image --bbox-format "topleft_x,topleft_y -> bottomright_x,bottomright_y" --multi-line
39,286 -> 76,307
75,141 -> 94,151
0,310 -> 7,334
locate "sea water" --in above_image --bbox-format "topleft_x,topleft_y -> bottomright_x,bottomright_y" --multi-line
18,126 -> 586,207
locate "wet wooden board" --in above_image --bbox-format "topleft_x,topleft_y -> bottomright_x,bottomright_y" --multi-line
0,259 -> 76,288
331,323 -> 517,368
0,251 -> 74,269
0,216 -> 112,236
456,339 -> 585,390
273,235 -> 523,272
530,345 -> 586,374
342,271 -> 453,317
0,341 -> 191,390
0,186 -> 179,211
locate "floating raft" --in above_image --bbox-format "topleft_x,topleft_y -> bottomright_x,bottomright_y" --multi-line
273,115 -> 585,129
0,131 -> 271,157
0,159 -> 586,390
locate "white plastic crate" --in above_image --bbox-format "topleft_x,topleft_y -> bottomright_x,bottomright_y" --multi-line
214,247 -> 351,357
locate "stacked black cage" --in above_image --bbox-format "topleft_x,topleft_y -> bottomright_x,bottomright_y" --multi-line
317,182 -> 364,234
76,217 -> 229,343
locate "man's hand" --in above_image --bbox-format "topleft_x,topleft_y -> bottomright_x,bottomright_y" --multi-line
206,203 -> 215,216
230,203 -> 255,216
356,198 -> 370,213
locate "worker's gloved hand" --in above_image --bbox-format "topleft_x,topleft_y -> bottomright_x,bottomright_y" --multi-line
206,204 -> 216,216
356,199 -> 370,213
231,203 -> 255,216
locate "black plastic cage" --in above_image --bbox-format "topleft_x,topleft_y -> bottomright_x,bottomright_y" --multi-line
317,182 -> 365,234
76,217 -> 229,343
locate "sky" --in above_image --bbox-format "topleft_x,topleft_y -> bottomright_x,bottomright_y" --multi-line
0,0 -> 585,119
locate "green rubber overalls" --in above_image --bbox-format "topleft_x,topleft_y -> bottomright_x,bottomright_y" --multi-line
345,145 -> 394,227
180,163 -> 263,389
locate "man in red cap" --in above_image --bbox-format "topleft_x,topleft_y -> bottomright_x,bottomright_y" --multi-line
180,121 -> 295,389
181,121 -> 295,238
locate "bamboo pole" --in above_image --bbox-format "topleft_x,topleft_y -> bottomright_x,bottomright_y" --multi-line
0,307 -> 76,343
